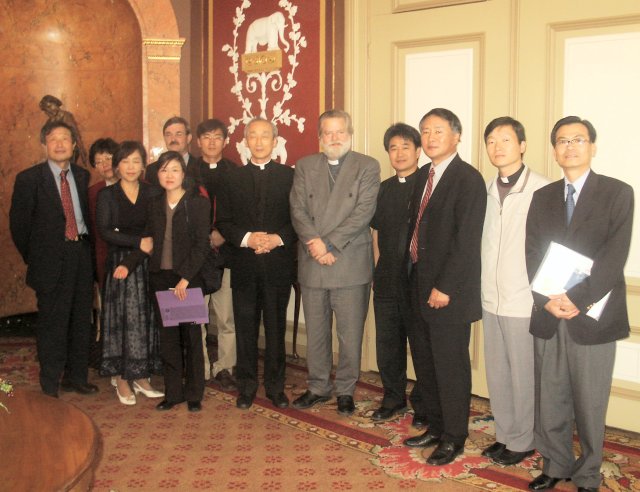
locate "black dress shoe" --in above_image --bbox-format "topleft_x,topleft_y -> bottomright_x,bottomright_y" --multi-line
427,440 -> 464,465
577,487 -> 598,492
528,474 -> 570,490
42,388 -> 59,398
403,431 -> 441,448
493,448 -> 535,466
187,401 -> 202,412
411,414 -> 428,429
292,390 -> 330,409
236,394 -> 254,410
482,441 -> 506,458
371,402 -> 407,421
156,399 -> 184,411
60,381 -> 99,394
267,392 -> 289,409
213,369 -> 237,391
336,395 -> 355,416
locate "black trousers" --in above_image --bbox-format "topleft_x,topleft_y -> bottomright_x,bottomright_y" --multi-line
35,240 -> 94,394
373,292 -> 423,412
232,274 -> 290,397
150,270 -> 204,403
407,272 -> 471,445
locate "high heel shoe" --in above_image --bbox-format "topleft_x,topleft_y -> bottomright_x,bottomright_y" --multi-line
116,384 -> 136,406
133,381 -> 164,398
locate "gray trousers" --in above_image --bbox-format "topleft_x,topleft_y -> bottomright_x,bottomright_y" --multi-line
301,284 -> 370,397
534,321 -> 615,489
483,311 -> 535,452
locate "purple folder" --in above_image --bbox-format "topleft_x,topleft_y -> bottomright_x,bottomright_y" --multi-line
155,288 -> 209,327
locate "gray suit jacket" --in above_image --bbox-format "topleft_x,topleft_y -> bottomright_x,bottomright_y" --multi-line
290,150 -> 380,289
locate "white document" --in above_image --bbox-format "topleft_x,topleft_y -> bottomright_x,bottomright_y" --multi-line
530,241 -> 610,320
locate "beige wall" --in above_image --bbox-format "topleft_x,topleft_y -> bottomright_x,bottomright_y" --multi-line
343,0 -> 640,432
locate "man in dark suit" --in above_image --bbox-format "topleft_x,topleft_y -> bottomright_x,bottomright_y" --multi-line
10,120 -> 98,398
525,117 -> 634,492
195,118 -> 239,389
145,116 -> 208,188
403,108 -> 486,465
216,117 -> 296,410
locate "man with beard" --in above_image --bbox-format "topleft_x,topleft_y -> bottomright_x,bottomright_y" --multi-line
145,116 -> 208,188
290,109 -> 380,416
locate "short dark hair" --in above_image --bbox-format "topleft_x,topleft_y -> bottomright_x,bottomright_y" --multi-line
550,116 -> 597,146
113,141 -> 147,170
419,108 -> 462,135
89,138 -> 119,167
39,94 -> 62,110
196,118 -> 228,139
383,123 -> 421,151
484,116 -> 526,144
163,116 -> 191,135
40,120 -> 77,145
318,109 -> 353,137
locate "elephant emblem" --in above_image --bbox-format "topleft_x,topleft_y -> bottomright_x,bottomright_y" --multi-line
244,11 -> 290,54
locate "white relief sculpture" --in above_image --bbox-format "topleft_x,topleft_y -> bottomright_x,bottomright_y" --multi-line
244,11 -> 290,53
221,0 -> 307,165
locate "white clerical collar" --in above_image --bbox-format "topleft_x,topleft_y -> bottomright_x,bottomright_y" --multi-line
398,176 -> 406,183
328,159 -> 339,166
209,162 -> 217,169
250,160 -> 268,170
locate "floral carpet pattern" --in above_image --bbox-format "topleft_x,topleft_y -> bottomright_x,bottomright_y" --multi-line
1,337 -> 640,491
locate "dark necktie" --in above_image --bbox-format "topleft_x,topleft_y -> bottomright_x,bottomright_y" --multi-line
409,168 -> 435,263
60,170 -> 78,240
566,183 -> 576,224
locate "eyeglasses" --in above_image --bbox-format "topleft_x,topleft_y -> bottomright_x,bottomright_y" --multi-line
95,155 -> 113,165
555,137 -> 590,147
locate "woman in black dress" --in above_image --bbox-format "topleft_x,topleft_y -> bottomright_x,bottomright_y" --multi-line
97,141 -> 163,405
145,151 -> 211,412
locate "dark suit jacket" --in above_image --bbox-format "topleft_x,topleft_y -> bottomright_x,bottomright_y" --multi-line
88,180 -> 108,287
525,171 -> 634,345
145,153 -> 207,189
10,161 -> 91,293
408,154 -> 487,324
216,161 -> 296,288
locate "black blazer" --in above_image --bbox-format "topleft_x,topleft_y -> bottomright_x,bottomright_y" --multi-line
408,154 -> 487,324
10,162 -> 91,293
526,171 -> 634,344
216,161 -> 296,288
126,190 -> 211,284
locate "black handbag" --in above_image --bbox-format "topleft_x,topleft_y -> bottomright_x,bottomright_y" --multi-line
200,247 -> 224,295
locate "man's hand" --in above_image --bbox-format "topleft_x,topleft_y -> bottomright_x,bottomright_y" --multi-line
317,252 -> 336,265
210,229 -> 225,248
428,288 -> 450,309
174,278 -> 190,301
255,234 -> 282,254
544,293 -> 580,319
306,237 -> 327,259
113,266 -> 129,279
247,232 -> 267,251
140,237 -> 153,254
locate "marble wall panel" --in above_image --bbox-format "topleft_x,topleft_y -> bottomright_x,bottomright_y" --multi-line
0,0 -> 143,317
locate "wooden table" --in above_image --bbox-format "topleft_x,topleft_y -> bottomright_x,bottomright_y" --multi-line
0,388 -> 100,491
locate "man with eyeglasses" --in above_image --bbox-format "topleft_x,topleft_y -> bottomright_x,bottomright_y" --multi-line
195,118 -> 239,389
290,109 -> 380,416
525,116 -> 634,491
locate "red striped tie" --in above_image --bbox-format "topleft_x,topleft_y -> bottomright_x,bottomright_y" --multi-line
409,168 -> 435,263
60,170 -> 78,240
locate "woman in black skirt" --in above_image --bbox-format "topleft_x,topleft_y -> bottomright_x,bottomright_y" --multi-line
97,141 -> 163,405
145,151 -> 211,412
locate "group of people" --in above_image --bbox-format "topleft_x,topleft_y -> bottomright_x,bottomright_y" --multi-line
9,106 -> 633,491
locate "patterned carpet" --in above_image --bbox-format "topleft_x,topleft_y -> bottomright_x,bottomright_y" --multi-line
1,336 -> 640,491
